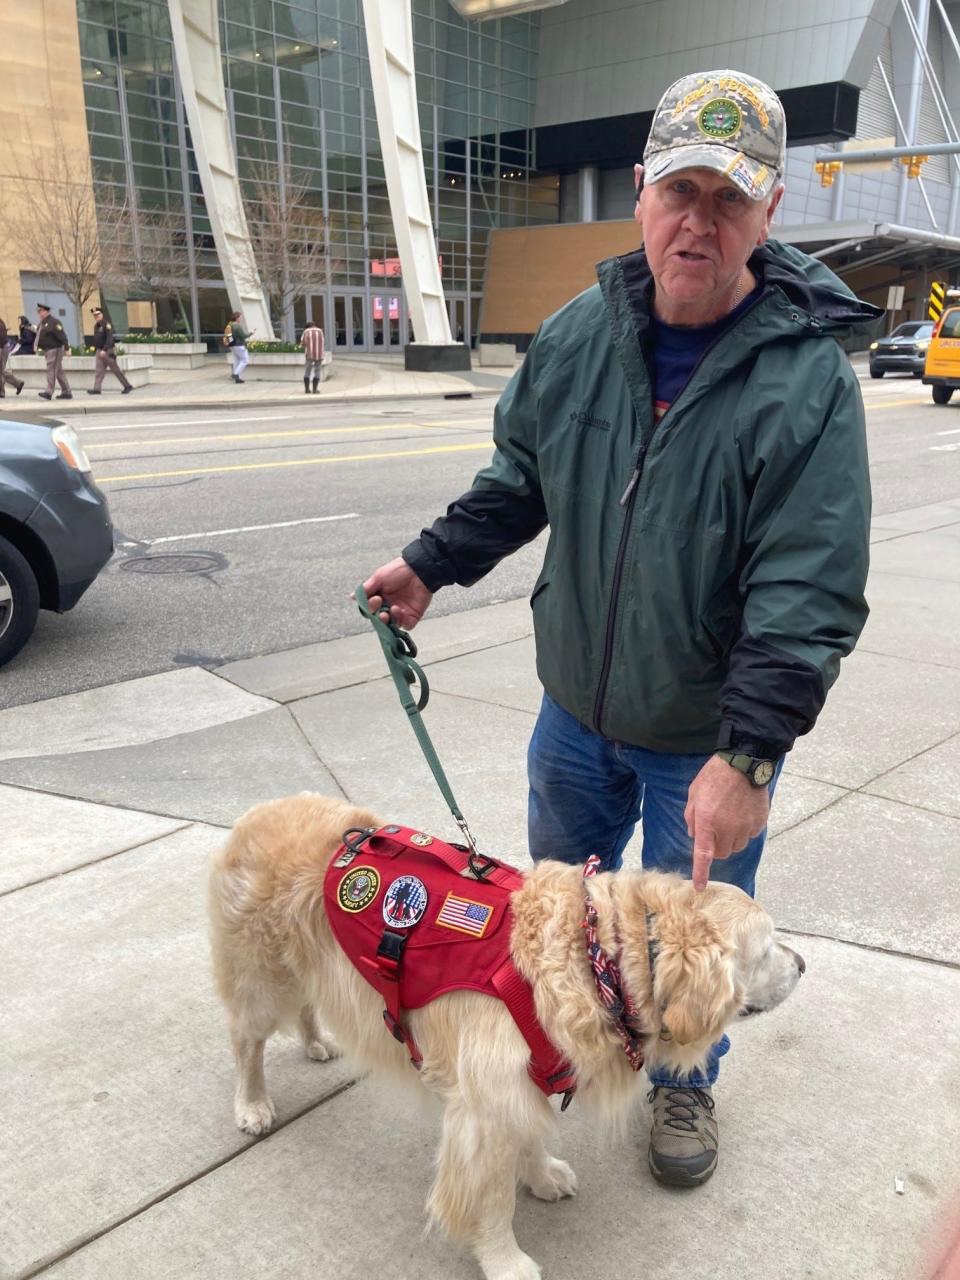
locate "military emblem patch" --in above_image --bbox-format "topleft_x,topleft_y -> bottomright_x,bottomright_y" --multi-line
697,97 -> 742,140
383,875 -> 429,928
409,832 -> 433,847
337,866 -> 380,913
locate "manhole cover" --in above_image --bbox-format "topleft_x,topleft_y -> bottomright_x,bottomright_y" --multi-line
120,553 -> 225,575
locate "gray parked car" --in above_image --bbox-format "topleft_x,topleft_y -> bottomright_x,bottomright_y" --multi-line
0,413 -> 113,669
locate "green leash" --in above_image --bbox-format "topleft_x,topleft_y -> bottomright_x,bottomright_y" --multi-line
355,584 -> 486,867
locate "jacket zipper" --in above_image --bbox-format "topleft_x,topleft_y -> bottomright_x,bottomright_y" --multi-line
591,288 -> 779,737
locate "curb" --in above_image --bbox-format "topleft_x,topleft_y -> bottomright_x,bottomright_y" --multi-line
22,386 -> 502,417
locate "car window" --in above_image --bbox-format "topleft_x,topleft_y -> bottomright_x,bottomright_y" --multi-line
894,323 -> 923,337
939,310 -> 960,338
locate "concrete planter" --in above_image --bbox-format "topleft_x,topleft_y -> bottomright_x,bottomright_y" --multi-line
238,351 -> 332,382
122,343 -> 206,369
9,353 -> 154,390
478,343 -> 516,367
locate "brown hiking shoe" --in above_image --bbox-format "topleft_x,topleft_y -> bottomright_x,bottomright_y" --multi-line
647,1086 -> 718,1186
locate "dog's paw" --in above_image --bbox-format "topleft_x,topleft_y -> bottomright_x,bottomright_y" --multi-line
304,1035 -> 340,1062
525,1156 -> 578,1202
235,1099 -> 275,1135
483,1254 -> 542,1280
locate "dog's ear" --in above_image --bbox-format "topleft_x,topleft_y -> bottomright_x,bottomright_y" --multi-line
655,933 -> 737,1046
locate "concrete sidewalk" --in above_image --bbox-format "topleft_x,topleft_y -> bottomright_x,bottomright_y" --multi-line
8,352 -> 516,417
1,501 -> 959,1279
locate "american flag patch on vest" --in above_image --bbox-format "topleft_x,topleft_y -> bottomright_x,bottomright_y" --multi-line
435,892 -> 493,937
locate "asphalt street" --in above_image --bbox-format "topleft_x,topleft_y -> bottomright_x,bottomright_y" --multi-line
0,367 -> 954,709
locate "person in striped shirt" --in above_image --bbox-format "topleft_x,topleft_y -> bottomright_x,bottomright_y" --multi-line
301,320 -> 325,393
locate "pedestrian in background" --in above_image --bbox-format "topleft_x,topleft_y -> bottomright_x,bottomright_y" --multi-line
301,319 -> 325,393
35,303 -> 72,401
224,312 -> 251,383
13,316 -> 35,356
86,307 -> 133,396
0,317 -> 25,396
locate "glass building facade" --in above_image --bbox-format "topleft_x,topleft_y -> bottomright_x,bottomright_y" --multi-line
76,0 -> 558,349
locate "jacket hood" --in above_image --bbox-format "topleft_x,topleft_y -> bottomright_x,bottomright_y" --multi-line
756,239 -> 883,335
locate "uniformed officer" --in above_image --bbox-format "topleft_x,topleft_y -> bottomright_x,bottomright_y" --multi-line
87,308 -> 133,395
35,303 -> 72,401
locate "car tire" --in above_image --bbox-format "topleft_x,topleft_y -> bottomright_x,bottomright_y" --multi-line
870,367 -> 884,378
0,533 -> 40,668
932,385 -> 954,405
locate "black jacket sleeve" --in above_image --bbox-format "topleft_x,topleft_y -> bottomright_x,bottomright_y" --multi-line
403,333 -> 549,591
716,362 -> 871,758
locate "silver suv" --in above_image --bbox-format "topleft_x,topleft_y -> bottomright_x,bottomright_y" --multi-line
0,413 -> 113,669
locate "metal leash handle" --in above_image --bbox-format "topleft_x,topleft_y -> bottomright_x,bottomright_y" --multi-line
355,583 -> 482,861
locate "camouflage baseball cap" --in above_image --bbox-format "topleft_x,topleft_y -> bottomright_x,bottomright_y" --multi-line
643,70 -> 786,201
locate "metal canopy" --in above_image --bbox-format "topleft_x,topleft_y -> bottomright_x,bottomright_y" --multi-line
777,220 -> 960,279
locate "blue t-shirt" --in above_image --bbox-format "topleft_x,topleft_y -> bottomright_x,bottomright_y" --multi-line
650,286 -> 761,421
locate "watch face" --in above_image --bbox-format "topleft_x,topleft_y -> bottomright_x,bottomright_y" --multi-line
752,760 -> 775,787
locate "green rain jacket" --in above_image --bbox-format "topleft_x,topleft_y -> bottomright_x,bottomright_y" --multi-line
404,241 -> 881,757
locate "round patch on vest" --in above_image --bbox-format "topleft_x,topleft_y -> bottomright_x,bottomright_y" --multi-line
383,825 -> 401,834
697,97 -> 742,139
409,832 -> 433,846
382,875 -> 429,928
338,866 -> 380,913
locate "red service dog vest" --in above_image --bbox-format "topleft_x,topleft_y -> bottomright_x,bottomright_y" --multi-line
323,825 -> 576,1098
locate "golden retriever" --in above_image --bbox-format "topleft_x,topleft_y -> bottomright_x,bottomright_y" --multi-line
209,792 -> 803,1280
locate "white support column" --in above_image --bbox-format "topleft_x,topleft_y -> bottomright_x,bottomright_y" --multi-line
579,165 -> 598,222
361,0 -> 468,369
896,0 -> 932,224
167,0 -> 274,339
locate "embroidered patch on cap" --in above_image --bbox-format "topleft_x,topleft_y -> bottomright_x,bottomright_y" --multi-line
436,892 -> 493,937
409,832 -> 433,846
697,97 -> 742,139
383,875 -> 428,928
337,866 -> 380,912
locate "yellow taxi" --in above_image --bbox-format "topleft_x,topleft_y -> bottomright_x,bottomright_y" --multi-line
922,305 -> 960,403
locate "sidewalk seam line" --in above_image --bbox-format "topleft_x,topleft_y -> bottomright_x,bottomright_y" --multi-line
0,820 -> 197,900
284,703 -> 350,801
867,516 -> 960,542
778,925 -> 960,972
852,643 -> 960,673
16,1079 -> 359,1280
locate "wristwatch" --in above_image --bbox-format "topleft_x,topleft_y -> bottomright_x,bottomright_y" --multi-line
715,750 -> 776,788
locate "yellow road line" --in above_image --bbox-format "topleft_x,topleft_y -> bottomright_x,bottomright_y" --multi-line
864,397 -> 928,410
96,439 -> 493,484
83,420 -> 488,450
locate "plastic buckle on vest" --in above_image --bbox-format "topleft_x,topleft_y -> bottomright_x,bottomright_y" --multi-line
376,928 -> 407,968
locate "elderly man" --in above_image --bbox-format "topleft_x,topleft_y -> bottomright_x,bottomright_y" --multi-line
362,70 -> 879,1186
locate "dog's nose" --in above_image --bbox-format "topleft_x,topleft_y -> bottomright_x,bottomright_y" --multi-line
784,945 -> 806,975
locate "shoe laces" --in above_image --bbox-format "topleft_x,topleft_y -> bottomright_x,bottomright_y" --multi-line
648,1086 -> 714,1132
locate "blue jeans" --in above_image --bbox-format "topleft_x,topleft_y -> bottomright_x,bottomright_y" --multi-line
527,693 -> 782,1088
